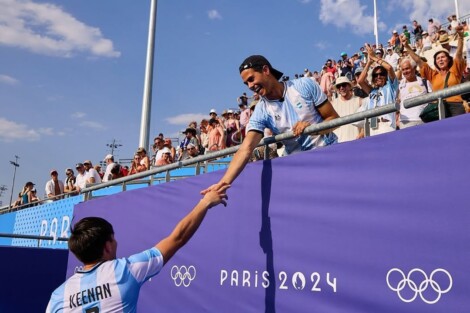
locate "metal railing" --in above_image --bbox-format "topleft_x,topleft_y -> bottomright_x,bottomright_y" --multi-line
3,82 -> 469,213
0,233 -> 68,247
78,102 -> 399,198
2,82 -> 470,244
1,191 -> 77,214
404,81 -> 470,120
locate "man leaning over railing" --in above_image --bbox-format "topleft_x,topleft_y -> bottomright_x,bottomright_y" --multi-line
202,54 -> 339,195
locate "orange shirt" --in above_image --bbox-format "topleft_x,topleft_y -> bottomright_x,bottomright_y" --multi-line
420,57 -> 465,102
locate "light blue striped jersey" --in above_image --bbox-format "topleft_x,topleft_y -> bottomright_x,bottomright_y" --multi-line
365,76 -> 399,128
247,78 -> 337,154
46,247 -> 164,313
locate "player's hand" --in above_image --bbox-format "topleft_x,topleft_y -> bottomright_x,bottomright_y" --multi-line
202,184 -> 230,208
200,181 -> 230,195
292,121 -> 311,137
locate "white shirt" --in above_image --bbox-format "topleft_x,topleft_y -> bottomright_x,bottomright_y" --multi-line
86,168 -> 102,184
103,162 -> 115,182
75,173 -> 87,189
422,36 -> 432,49
45,179 -> 64,197
384,52 -> 400,70
399,76 -> 432,122
332,95 -> 365,142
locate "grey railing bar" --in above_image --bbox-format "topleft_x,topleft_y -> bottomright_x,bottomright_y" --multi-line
404,81 -> 470,109
81,103 -> 398,194
1,190 -> 82,214
0,233 -> 68,241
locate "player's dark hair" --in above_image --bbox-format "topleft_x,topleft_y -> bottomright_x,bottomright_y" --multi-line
68,217 -> 114,264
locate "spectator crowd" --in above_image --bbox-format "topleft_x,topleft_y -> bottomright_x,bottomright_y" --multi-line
12,14 -> 470,209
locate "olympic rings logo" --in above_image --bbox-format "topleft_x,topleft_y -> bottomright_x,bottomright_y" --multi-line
171,265 -> 196,287
386,268 -> 452,304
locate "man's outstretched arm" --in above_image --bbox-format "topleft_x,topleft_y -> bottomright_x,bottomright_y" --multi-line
201,130 -> 263,195
156,185 -> 229,264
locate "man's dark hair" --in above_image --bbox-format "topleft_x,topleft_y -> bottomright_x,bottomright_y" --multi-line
68,217 -> 114,264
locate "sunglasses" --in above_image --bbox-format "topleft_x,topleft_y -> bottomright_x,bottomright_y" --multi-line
336,83 -> 350,89
372,72 -> 387,78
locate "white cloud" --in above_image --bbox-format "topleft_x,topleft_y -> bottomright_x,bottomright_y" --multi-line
71,112 -> 86,119
319,0 -> 386,35
0,117 -> 40,142
208,9 -> 222,20
37,127 -> 54,136
166,113 -> 207,126
394,0 -> 470,25
79,121 -> 106,130
0,0 -> 120,58
318,0 -> 469,42
314,41 -> 328,50
0,74 -> 19,85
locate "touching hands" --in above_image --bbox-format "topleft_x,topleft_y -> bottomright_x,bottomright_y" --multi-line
201,184 -> 230,208
201,180 -> 230,196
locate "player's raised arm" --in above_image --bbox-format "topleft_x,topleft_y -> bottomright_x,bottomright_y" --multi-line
156,185 -> 229,264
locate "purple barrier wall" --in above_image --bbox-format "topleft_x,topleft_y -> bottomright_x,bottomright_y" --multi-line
0,247 -> 68,312
66,114 -> 470,312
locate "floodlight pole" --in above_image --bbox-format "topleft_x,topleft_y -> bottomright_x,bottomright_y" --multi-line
106,139 -> 123,155
454,0 -> 460,19
9,155 -> 20,210
373,0 -> 379,46
139,0 -> 158,151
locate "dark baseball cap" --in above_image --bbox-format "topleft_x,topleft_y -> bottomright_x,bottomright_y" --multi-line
239,55 -> 283,81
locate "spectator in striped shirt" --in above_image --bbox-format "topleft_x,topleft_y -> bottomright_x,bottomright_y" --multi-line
202,55 -> 338,195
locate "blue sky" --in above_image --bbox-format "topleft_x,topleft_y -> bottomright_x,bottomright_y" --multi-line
0,0 -> 467,204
